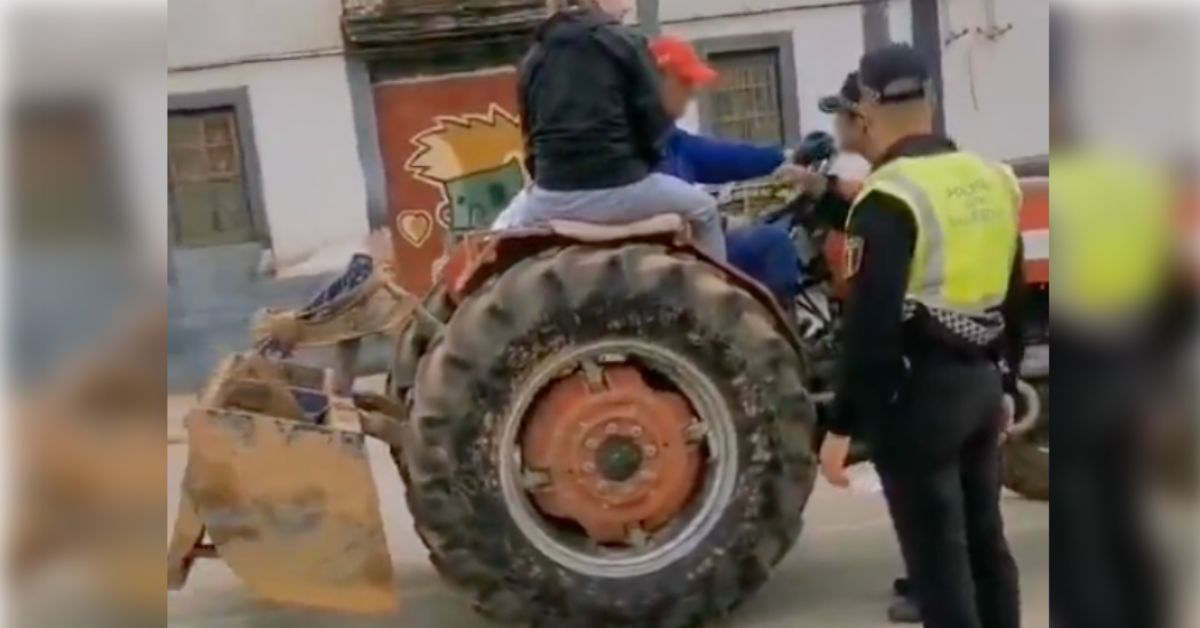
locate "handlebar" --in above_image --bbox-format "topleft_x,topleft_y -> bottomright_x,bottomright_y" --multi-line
759,155 -> 836,227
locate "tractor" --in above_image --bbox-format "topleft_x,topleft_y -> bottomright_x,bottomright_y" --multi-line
170,213 -> 817,627
166,151 -> 1051,626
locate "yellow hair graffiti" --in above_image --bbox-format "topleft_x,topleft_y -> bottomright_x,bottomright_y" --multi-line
406,104 -> 524,183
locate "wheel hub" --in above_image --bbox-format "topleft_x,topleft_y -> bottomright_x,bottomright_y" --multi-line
521,365 -> 704,544
597,436 -> 644,482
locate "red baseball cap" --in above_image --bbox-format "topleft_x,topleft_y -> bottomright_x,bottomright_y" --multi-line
650,36 -> 719,86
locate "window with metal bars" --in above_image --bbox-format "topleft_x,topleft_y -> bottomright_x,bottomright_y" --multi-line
168,108 -> 261,247
706,49 -> 785,145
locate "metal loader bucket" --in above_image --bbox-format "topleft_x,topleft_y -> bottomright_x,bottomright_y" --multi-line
167,355 -> 397,614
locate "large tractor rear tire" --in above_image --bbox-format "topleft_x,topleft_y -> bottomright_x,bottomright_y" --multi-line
397,244 -> 816,627
1003,380 -> 1049,501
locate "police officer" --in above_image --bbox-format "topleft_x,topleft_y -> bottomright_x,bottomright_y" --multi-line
1049,23 -> 1192,627
1051,122 -> 1177,628
817,44 -> 1023,628
790,68 -> 925,625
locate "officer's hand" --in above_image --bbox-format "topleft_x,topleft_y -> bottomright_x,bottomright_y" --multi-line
819,433 -> 852,488
774,165 -> 829,196
1001,394 -> 1016,426
997,394 -> 1015,444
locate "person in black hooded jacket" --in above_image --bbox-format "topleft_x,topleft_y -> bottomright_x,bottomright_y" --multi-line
501,0 -> 726,260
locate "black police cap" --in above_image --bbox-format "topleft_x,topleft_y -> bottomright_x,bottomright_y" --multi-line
858,43 -> 932,104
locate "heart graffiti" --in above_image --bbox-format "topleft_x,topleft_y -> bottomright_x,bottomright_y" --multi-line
396,210 -> 434,248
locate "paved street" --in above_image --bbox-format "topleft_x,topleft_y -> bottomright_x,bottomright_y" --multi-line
165,391 -> 1052,628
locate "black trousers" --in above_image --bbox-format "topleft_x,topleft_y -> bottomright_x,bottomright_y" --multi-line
871,355 -> 1021,628
1052,339 -> 1165,628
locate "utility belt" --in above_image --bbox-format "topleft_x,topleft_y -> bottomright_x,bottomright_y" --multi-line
901,300 -> 1006,365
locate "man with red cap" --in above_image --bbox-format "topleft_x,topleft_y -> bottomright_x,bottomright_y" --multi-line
649,35 -> 803,306
650,36 -> 792,184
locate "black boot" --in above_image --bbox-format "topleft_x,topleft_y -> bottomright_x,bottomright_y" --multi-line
887,595 -> 922,624
888,578 -> 921,624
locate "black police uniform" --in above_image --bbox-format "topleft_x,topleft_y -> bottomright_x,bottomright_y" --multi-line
828,45 -> 1024,628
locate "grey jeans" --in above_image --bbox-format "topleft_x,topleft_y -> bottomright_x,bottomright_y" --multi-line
492,173 -> 725,260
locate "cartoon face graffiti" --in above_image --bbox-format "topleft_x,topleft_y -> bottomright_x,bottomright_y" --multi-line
444,162 -> 525,230
405,105 -> 527,232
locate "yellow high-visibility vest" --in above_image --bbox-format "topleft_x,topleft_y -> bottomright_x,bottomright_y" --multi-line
848,151 -> 1021,315
1051,151 -> 1172,322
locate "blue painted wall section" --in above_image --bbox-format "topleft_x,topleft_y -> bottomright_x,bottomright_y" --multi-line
169,244 -> 320,391
168,243 -> 391,392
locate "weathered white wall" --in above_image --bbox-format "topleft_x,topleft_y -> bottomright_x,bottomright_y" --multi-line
659,0 -> 864,22
1064,9 -> 1197,161
938,0 -> 1049,161
169,0 -> 369,267
168,0 -> 343,68
888,0 -> 913,45
662,2 -> 866,140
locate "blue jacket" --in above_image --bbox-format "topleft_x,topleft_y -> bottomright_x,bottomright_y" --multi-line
660,127 -> 799,304
660,127 -> 786,185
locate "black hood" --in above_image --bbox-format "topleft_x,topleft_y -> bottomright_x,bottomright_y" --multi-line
535,8 -> 615,42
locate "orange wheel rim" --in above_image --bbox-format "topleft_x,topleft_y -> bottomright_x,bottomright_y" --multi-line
521,365 -> 703,544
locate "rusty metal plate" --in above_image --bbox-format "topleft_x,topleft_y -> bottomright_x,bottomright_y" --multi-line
183,409 -> 396,614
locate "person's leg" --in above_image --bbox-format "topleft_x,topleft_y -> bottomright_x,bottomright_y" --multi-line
875,359 -> 1005,628
1054,343 -> 1166,628
1096,393 -> 1167,628
517,175 -> 726,260
491,187 -> 530,230
1053,424 -> 1126,628
1053,424 -> 1164,628
634,173 -> 726,260
726,225 -> 801,307
959,400 -> 1021,628
878,461 -> 980,628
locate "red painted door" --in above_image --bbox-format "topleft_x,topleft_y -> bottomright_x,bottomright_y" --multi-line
374,70 -> 525,294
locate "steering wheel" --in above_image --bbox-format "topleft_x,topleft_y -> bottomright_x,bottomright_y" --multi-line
759,130 -> 839,229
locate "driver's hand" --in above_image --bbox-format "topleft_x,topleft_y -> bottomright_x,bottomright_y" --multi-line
774,164 -> 829,196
